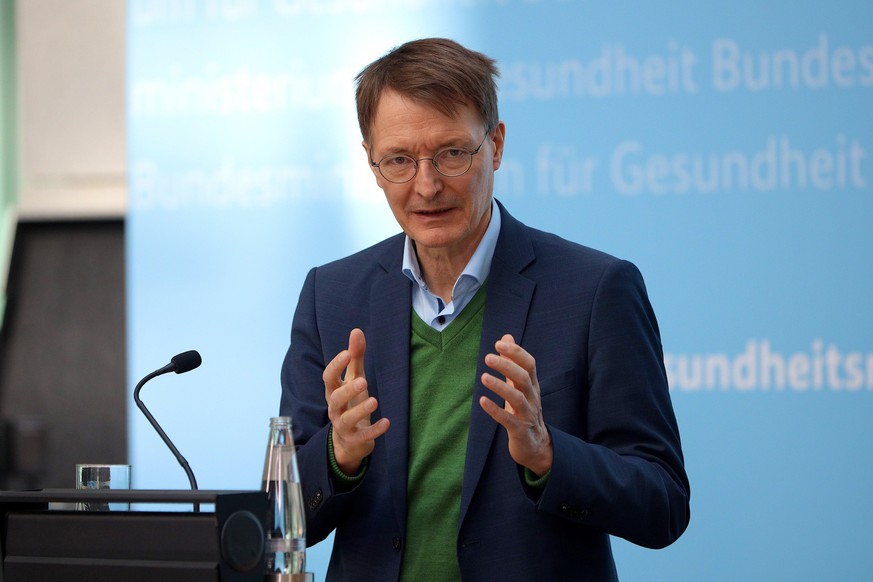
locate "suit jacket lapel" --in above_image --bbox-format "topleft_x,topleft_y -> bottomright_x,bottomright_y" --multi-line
369,237 -> 412,533
460,202 -> 536,527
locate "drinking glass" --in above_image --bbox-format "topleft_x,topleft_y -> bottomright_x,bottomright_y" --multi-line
75,463 -> 131,510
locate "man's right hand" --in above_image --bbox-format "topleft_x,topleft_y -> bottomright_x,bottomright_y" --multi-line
323,328 -> 390,475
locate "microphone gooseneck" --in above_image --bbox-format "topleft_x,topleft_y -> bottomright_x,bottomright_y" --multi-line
133,350 -> 202,511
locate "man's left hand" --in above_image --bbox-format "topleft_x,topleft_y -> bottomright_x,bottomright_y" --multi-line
480,334 -> 553,477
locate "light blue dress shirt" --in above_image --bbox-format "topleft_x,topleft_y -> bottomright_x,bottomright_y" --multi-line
402,201 -> 501,331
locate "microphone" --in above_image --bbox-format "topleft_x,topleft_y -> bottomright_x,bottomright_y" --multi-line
134,350 -> 202,510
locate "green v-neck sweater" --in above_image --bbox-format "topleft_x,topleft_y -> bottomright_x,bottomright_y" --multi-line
400,284 -> 488,582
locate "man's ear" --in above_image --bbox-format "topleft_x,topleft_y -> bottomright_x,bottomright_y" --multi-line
490,122 -> 506,170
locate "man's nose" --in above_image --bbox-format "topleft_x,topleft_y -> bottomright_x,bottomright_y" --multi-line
413,159 -> 442,198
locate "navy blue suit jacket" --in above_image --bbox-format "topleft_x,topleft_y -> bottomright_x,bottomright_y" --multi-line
280,201 -> 690,581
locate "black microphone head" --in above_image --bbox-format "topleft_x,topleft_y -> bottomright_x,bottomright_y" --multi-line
171,350 -> 202,374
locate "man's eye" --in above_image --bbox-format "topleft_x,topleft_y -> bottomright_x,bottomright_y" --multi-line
383,156 -> 413,167
442,149 -> 465,159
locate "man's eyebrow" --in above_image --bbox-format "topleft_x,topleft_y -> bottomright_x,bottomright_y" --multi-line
377,135 -> 476,156
379,144 -> 411,155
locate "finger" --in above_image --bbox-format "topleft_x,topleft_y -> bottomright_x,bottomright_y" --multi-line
355,416 -> 391,441
491,340 -> 539,399
324,349 -> 352,395
481,371 -> 529,415
484,353 -> 535,402
337,395 -> 378,430
327,376 -> 367,413
478,395 -> 519,429
494,335 -> 537,379
345,328 -> 366,381
334,403 -> 390,447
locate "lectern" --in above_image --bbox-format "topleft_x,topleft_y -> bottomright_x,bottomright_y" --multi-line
0,489 -> 268,582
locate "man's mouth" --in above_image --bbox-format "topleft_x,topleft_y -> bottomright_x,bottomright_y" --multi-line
414,207 -> 452,216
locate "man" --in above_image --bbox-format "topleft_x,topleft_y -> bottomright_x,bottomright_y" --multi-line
280,38 -> 689,581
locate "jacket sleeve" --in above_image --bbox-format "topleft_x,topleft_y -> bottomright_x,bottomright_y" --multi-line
532,259 -> 690,549
279,267 -> 369,546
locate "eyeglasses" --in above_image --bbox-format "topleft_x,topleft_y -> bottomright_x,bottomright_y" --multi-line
370,132 -> 490,184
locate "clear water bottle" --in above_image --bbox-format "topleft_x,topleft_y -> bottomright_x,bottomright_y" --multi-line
262,416 -> 306,577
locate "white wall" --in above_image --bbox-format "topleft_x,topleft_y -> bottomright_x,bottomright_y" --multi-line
16,0 -> 126,219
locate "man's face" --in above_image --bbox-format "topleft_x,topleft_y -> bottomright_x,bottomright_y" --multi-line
364,90 -> 505,261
